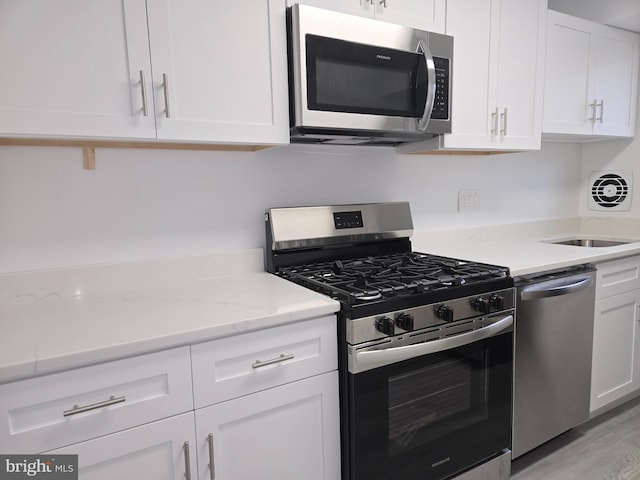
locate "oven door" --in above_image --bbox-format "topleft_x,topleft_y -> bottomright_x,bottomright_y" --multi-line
345,323 -> 513,480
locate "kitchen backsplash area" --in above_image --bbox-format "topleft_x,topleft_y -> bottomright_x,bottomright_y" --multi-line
0,142 -> 583,274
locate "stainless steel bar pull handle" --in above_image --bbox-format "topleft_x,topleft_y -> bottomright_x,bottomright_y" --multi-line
379,0 -> 388,6
252,353 -> 294,369
500,108 -> 508,136
63,395 -> 126,417
207,433 -> 215,480
596,100 -> 604,123
491,107 -> 499,135
162,73 -> 171,118
183,441 -> 192,480
139,70 -> 149,117
589,99 -> 597,123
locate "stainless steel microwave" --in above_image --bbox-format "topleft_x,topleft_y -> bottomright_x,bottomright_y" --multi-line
287,4 -> 453,146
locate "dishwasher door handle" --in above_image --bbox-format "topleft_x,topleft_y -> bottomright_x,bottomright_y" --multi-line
520,276 -> 593,301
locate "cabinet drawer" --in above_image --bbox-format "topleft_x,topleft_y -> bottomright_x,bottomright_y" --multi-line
596,256 -> 640,299
191,315 -> 337,408
0,347 -> 193,454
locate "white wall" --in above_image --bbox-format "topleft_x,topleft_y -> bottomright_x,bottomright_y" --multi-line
0,142 -> 581,273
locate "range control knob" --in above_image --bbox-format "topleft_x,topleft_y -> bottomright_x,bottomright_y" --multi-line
375,316 -> 394,336
490,294 -> 505,310
472,297 -> 491,314
435,305 -> 454,323
395,313 -> 414,331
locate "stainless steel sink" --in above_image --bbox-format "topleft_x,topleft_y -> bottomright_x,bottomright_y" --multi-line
547,238 -> 629,247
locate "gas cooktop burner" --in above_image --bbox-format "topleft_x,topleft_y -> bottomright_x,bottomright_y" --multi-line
278,252 -> 509,305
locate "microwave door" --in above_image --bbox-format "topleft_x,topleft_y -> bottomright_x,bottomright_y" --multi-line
415,41 -> 436,132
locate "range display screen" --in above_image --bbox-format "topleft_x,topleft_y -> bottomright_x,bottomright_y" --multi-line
334,211 -> 364,229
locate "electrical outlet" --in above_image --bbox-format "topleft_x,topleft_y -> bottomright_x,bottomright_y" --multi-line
458,189 -> 480,213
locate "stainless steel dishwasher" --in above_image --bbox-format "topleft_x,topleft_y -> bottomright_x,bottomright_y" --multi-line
512,265 -> 596,459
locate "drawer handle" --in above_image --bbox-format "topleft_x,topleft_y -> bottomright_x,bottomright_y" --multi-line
252,353 -> 294,369
207,433 -> 215,480
63,395 -> 126,417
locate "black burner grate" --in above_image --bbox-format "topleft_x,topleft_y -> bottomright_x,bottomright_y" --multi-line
278,252 -> 509,305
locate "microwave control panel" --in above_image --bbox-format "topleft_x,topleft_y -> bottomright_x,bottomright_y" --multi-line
431,57 -> 450,120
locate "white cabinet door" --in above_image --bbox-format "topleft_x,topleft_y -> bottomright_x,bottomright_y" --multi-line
543,11 -> 639,138
45,413 -> 197,480
542,12 -> 596,135
0,0 -> 155,139
591,290 -> 640,412
287,0 -> 374,18
146,0 -> 289,144
287,0 -> 445,32
592,27 -> 640,136
492,0 -> 546,149
195,372 -> 340,480
441,0 -> 546,150
374,0 -> 446,32
440,0 -> 494,149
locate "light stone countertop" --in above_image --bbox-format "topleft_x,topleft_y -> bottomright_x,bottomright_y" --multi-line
412,217 -> 640,277
0,249 -> 339,384
3,216 -> 640,385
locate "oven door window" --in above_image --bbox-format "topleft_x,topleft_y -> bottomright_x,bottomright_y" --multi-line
348,331 -> 512,480
305,34 -> 426,118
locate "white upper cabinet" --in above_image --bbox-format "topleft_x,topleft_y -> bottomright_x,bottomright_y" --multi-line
543,10 -> 640,138
435,0 -> 547,151
0,0 -> 156,139
147,0 -> 289,144
0,0 -> 289,145
287,0 -> 446,33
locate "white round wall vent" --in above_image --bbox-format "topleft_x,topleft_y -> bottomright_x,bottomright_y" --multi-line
588,171 -> 632,212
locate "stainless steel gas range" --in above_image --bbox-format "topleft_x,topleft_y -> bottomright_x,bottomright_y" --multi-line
265,202 -> 514,480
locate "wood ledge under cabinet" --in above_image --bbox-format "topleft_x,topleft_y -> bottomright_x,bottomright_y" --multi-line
0,138 -> 275,170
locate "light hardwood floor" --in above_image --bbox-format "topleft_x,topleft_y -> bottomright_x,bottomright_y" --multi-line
511,396 -> 640,480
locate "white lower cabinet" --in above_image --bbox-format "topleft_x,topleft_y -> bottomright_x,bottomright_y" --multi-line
591,256 -> 640,412
45,412 -> 197,480
0,316 -> 340,479
194,372 -> 340,480
591,291 -> 640,411
191,315 -> 340,480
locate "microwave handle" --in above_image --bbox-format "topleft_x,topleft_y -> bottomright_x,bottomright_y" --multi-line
417,41 -> 436,132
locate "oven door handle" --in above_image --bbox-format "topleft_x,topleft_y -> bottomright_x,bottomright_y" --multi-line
356,315 -> 513,366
